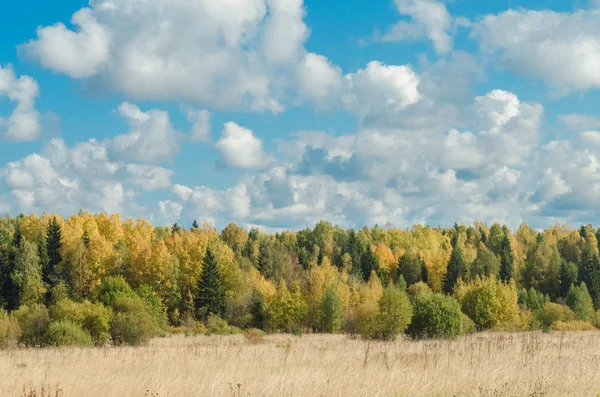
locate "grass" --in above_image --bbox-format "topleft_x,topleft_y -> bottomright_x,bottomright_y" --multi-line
2,331 -> 600,396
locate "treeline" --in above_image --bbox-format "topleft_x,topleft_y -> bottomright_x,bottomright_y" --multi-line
1,213 -> 600,347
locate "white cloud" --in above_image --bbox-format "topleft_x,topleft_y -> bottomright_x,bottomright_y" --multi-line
561,114 -> 600,131
19,0 -> 314,112
156,200 -> 183,225
109,102 -> 182,163
472,9 -> 600,92
20,8 -> 110,79
0,65 -> 42,142
296,53 -> 342,104
1,138 -> 173,216
380,0 -> 453,54
186,109 -> 212,142
215,122 -> 271,170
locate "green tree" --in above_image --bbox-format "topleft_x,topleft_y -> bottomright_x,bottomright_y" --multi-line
45,217 -> 62,286
366,286 -> 413,341
12,239 -> 45,306
444,237 -> 468,294
0,229 -> 18,310
578,247 -> 600,308
406,293 -> 463,339
499,234 -> 514,283
398,252 -> 422,286
559,260 -> 578,298
320,286 -> 342,333
195,249 -> 225,318
81,230 -> 91,249
360,246 -> 379,282
566,282 -> 595,322
470,245 -> 499,280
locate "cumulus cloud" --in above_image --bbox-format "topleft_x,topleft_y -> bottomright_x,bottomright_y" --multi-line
472,8 -> 600,92
379,0 -> 453,54
0,65 -> 42,142
216,122 -> 271,170
19,0 -> 312,112
109,102 -> 182,163
186,109 -> 212,142
1,138 -> 173,215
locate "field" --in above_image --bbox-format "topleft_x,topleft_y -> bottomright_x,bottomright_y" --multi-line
2,331 -> 600,397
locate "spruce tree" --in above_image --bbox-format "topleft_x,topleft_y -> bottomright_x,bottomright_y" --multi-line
420,256 -> 429,285
81,230 -> 91,249
37,233 -> 49,283
195,249 -> 225,318
444,237 -> 468,294
499,234 -> 514,283
45,217 -> 62,286
191,220 -> 199,230
360,246 -> 379,282
559,260 -> 578,298
0,229 -> 18,310
578,246 -> 600,309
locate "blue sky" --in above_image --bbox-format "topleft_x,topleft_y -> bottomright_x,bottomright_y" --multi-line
2,0 -> 600,231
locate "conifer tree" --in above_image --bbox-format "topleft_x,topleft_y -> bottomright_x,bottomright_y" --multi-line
559,260 -> 578,298
499,234 -> 514,283
578,246 -> 600,308
444,236 -> 468,294
320,286 -> 342,333
81,230 -> 91,249
420,256 -> 429,285
360,246 -> 379,282
195,249 -> 225,318
0,229 -> 18,310
45,217 -> 62,286
191,220 -> 199,230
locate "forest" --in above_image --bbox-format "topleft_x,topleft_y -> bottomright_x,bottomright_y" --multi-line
1,212 -> 600,348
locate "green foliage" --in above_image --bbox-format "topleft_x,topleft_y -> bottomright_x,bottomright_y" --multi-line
46,320 -> 93,347
45,217 -> 62,286
97,276 -> 136,308
195,249 -> 225,318
407,281 -> 432,301
360,246 -> 379,282
444,239 -> 468,294
578,247 -> 600,309
499,234 -> 514,282
456,277 -> 519,330
320,286 -> 342,333
266,285 -> 307,333
566,283 -> 595,321
204,314 -> 241,335
406,293 -> 463,339
461,313 -> 476,334
50,299 -> 112,345
12,239 -> 45,306
536,302 -> 576,328
0,309 -> 20,348
361,286 -> 412,341
398,252 -> 422,286
470,246 -> 499,280
110,295 -> 162,346
517,288 -> 549,312
560,261 -> 579,298
14,304 -> 50,347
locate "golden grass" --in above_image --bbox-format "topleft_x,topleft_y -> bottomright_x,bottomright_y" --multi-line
2,331 -> 600,397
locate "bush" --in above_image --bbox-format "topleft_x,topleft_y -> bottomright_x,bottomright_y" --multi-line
14,304 -> 50,347
550,321 -> 596,331
98,276 -> 136,307
518,288 -> 549,312
0,310 -> 20,348
50,299 -> 112,345
566,283 -> 595,322
536,302 -> 576,328
406,293 -> 462,339
205,314 -> 241,335
46,321 -> 93,347
456,278 -> 519,330
461,313 -> 476,334
110,295 -> 164,346
243,328 -> 266,344
407,282 -> 432,301
360,286 -> 412,341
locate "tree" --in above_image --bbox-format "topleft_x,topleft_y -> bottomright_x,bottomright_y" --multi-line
0,228 -> 18,310
420,257 -> 429,285
499,234 -> 514,283
191,220 -> 199,230
559,260 -> 578,298
12,239 -> 45,306
320,286 -> 342,333
566,283 -> 595,322
195,249 -> 225,318
360,246 -> 379,282
398,252 -> 422,286
45,217 -> 62,286
444,237 -> 468,294
407,293 -> 463,339
578,246 -> 600,308
470,245 -> 499,280
81,230 -> 91,249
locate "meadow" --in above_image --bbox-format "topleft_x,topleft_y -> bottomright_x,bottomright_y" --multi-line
4,331 -> 600,397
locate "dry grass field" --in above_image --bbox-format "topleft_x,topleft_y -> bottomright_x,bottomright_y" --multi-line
2,331 -> 600,397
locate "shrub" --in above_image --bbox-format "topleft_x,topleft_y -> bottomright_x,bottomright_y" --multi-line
97,276 -> 136,307
50,299 -> 112,345
14,304 -> 50,347
566,283 -> 595,321
536,302 -> 576,328
46,321 -> 93,347
456,277 -> 519,330
518,288 -> 549,312
110,295 -> 164,346
406,293 -> 462,339
0,310 -> 20,348
461,313 -> 476,334
407,282 -> 432,301
361,286 -> 412,341
244,328 -> 266,344
204,314 -> 241,335
549,321 -> 596,331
